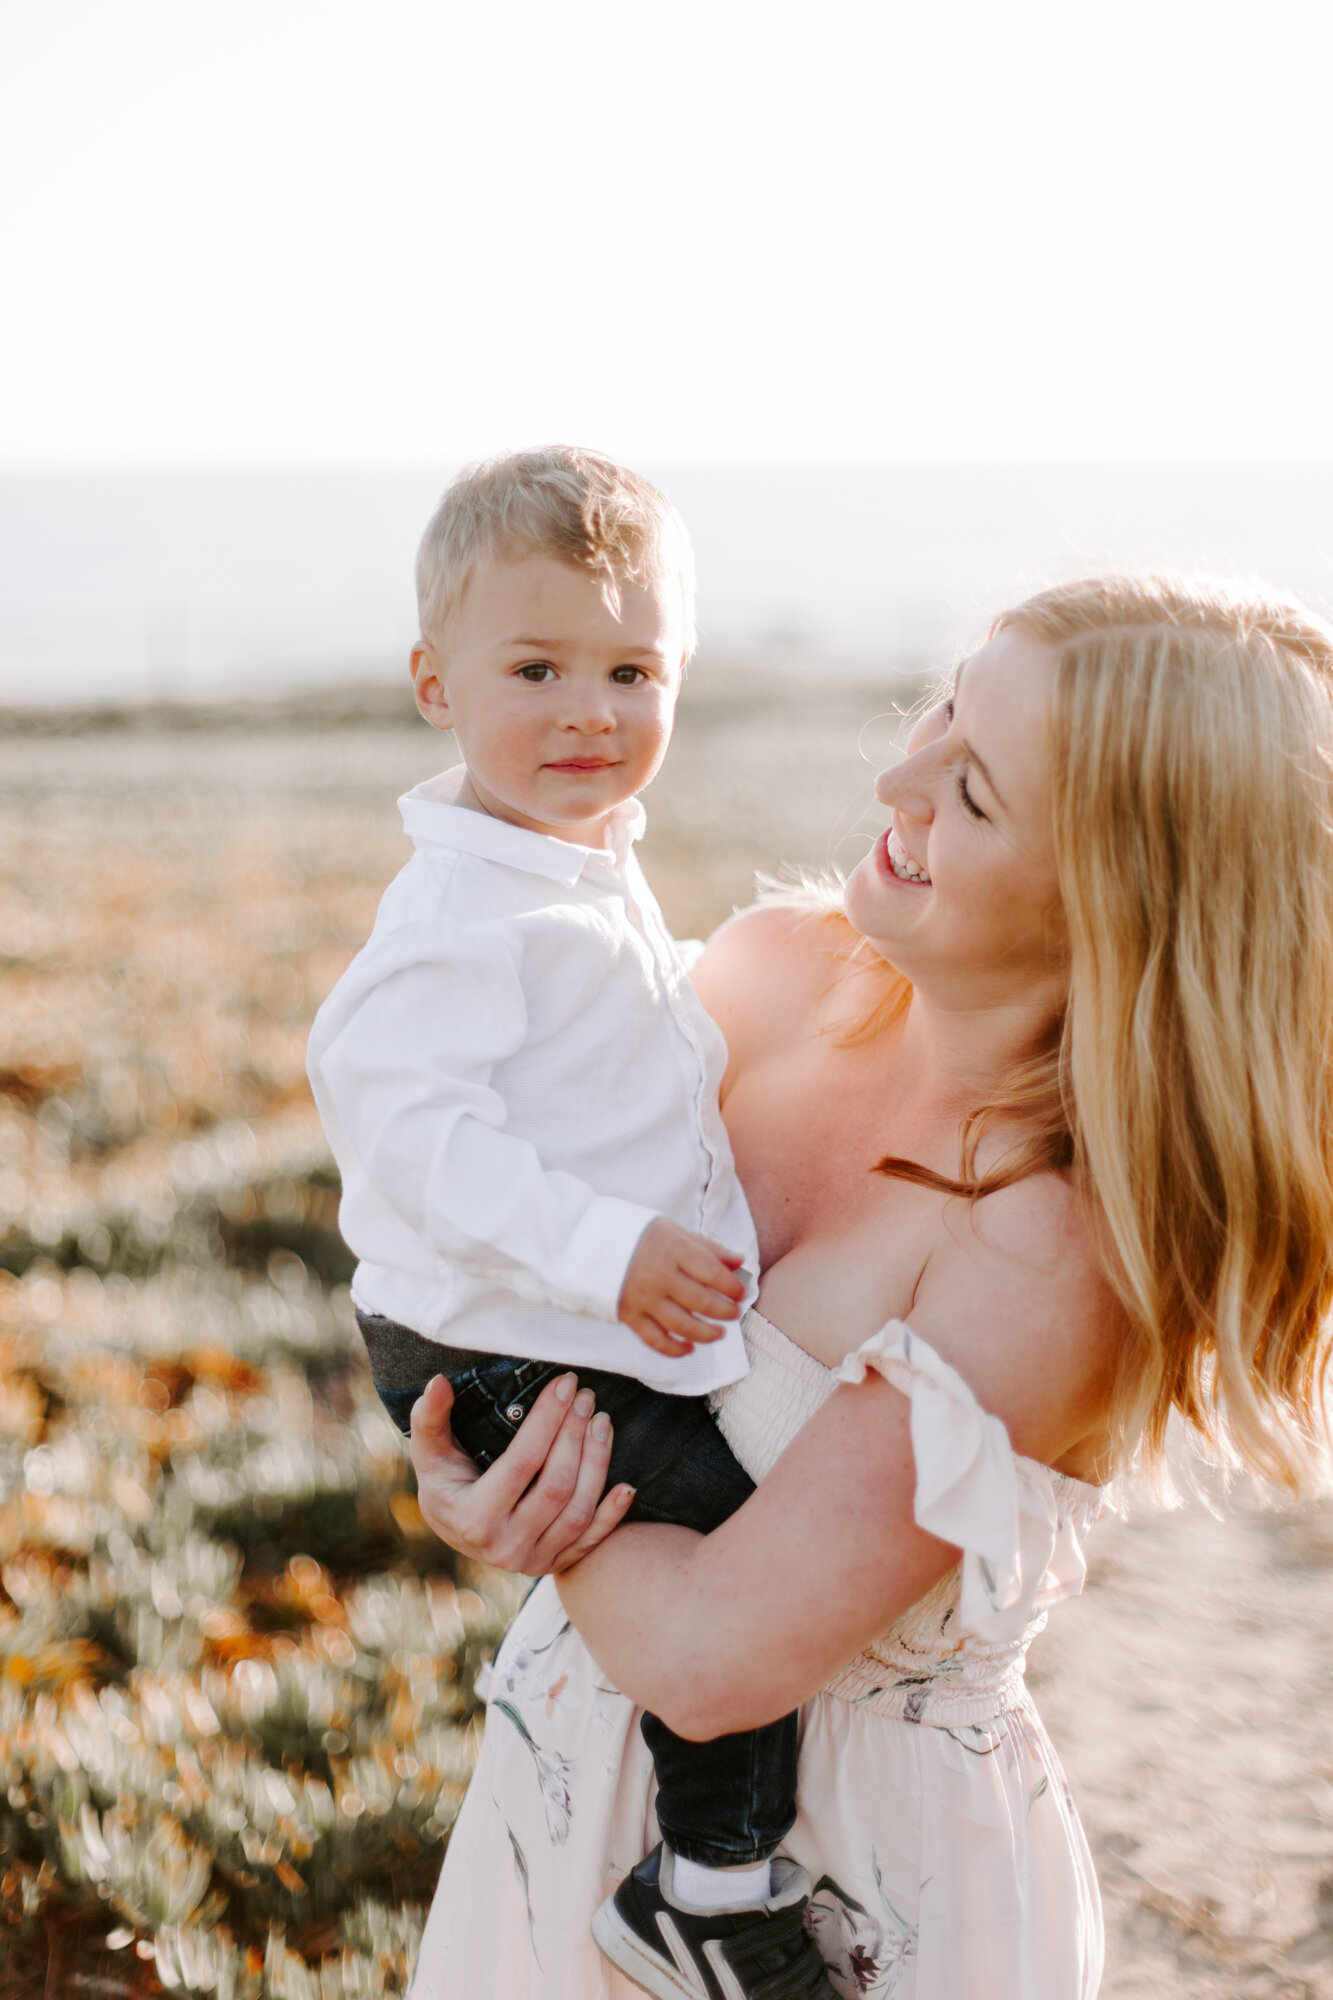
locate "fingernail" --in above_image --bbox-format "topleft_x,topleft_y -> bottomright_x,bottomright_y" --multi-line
592,1413 -> 611,1442
555,1374 -> 577,1403
619,1485 -> 636,1504
574,1388 -> 595,1417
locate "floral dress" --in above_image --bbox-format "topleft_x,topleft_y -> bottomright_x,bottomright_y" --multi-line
410,1313 -> 1111,2000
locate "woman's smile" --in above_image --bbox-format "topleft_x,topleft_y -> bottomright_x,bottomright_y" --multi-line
879,825 -> 931,885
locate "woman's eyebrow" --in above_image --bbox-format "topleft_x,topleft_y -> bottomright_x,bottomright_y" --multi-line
947,666 -> 1007,811
962,738 -> 1006,811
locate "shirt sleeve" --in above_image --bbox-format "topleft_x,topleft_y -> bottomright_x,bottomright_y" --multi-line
308,916 -> 661,1322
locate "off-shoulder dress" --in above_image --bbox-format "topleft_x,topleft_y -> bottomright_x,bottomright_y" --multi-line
409,1311 -> 1111,2000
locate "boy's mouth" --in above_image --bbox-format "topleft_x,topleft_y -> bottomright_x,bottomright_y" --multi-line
544,757 -> 619,772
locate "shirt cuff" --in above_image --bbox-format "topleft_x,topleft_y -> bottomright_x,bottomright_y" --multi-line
562,1198 -> 663,1322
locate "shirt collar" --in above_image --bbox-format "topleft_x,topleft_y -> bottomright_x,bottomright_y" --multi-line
399,765 -> 645,885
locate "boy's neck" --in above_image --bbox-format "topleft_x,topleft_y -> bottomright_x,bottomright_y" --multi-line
453,767 -> 617,849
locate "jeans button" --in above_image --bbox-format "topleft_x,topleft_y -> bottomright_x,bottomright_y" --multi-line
505,1402 -> 525,1424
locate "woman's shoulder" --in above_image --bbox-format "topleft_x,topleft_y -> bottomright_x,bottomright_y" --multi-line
691,896 -> 855,1068
912,1170 -> 1127,1478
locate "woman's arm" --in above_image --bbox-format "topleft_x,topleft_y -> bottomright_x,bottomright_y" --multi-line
558,1191 -> 1121,1740
557,1372 -> 957,1739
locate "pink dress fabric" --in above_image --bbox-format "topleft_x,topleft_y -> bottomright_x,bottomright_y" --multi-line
410,1312 -> 1111,1999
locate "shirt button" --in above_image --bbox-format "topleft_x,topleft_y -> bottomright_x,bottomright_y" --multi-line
505,1403 -> 525,1424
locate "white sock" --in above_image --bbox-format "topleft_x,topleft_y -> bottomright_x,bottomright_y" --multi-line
670,1851 -> 772,1912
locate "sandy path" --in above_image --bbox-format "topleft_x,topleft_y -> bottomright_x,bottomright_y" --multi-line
1031,1485 -> 1333,1997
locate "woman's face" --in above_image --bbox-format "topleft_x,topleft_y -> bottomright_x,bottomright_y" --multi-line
843,623 -> 1069,1011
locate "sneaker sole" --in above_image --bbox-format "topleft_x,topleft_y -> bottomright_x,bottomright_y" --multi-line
592,1895 -> 712,2000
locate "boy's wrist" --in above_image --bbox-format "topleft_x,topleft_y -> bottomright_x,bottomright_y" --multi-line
560,1198 -> 664,1324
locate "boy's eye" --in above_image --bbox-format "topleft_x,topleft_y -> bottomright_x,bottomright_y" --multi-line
611,665 -> 647,685
517,663 -> 554,682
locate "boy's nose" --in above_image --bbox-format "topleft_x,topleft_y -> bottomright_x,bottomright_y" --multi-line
561,689 -> 616,731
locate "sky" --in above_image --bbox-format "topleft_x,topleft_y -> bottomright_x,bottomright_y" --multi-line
4,0 -> 1333,469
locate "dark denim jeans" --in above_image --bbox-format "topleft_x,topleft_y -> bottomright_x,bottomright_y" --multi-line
357,1308 -> 797,1866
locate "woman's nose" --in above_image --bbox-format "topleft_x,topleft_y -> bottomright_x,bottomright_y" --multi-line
875,759 -> 933,822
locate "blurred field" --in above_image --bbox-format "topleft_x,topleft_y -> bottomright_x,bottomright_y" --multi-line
2,680 -> 1332,1997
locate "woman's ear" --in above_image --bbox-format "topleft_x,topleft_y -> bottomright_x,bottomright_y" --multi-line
410,640 -> 453,731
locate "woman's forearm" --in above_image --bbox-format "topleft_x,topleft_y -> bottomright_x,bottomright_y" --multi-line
557,1525 -> 728,1736
557,1375 -> 958,1738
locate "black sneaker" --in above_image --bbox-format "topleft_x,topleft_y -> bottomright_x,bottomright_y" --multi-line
592,1843 -> 837,2000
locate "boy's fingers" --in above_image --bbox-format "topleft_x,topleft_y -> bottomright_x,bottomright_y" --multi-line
669,1273 -> 743,1320
678,1248 -> 747,1299
654,1302 -> 724,1345
702,1239 -> 746,1269
630,1315 -> 697,1357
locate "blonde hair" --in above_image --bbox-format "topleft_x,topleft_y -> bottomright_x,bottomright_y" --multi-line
415,445 -> 696,656
870,574 -> 1333,1492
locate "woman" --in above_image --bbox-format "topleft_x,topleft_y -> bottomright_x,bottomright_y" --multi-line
406,575 -> 1333,2000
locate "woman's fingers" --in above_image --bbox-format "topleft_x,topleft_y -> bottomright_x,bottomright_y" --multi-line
550,1478 -> 637,1572
409,1376 -> 497,1554
410,1372 -> 457,1444
408,1376 -> 476,1502
528,1407 -> 620,1570
467,1372 -> 580,1514
510,1386 -> 600,1544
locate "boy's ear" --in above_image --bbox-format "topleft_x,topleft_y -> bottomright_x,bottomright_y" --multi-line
410,641 -> 453,730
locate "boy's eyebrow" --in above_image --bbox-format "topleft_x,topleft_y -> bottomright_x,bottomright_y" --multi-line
503,635 -> 669,659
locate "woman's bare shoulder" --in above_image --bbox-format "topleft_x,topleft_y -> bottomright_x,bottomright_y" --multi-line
691,899 -> 851,1067
911,1170 -> 1127,1473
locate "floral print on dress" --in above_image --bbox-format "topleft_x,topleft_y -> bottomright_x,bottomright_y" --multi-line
410,1312 -> 1109,2000
807,1854 -> 917,1998
490,1698 -> 575,1845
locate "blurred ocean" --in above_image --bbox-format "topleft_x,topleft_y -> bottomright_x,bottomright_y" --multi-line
2,462 -> 1332,707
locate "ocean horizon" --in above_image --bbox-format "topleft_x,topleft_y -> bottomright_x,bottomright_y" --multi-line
3,461 -> 1332,709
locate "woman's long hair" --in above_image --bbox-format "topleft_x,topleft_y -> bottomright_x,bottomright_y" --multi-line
871,574 -> 1333,1491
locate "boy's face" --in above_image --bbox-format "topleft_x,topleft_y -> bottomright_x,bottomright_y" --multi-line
411,549 -> 686,845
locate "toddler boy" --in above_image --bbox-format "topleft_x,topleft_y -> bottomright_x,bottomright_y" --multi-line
307,448 -> 835,2000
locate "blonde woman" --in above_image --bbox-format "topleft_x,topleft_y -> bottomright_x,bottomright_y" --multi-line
406,575 -> 1333,2000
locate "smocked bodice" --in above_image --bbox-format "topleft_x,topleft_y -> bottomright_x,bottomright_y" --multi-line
711,1309 -> 1110,1727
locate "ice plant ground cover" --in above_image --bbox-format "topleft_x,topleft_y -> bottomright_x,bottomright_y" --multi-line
0,686 -> 881,1997
5,687 -> 1331,1997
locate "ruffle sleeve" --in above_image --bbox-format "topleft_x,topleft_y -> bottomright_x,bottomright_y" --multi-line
832,1321 -> 1108,1644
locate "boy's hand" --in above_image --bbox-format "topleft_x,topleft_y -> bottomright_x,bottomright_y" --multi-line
618,1219 -> 748,1358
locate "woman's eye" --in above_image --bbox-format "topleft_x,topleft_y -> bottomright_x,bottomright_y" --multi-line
957,770 -> 986,821
611,666 -> 646,685
517,664 -> 553,682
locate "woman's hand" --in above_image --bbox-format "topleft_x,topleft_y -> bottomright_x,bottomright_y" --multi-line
408,1373 -> 637,1575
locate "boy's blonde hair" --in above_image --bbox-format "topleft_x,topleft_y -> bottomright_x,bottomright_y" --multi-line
415,445 -> 696,656
861,573 -> 1333,1493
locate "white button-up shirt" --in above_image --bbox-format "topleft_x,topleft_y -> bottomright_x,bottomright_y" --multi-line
307,767 -> 756,1394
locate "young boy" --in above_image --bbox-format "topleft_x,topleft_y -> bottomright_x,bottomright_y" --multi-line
307,447 -> 836,2000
